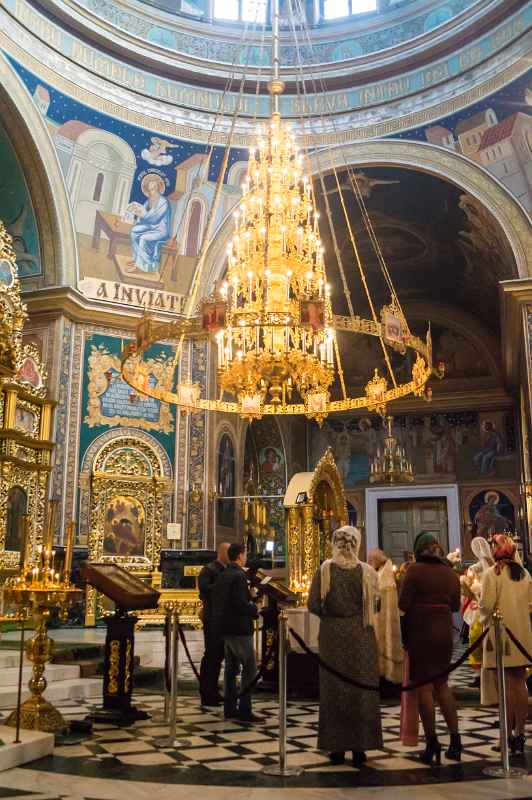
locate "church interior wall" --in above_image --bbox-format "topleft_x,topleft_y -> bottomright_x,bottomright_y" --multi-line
0,23 -> 530,558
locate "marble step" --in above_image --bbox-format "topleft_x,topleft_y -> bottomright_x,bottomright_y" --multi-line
0,677 -> 102,710
0,726 -> 54,771
0,653 -> 25,670
0,663 -> 80,687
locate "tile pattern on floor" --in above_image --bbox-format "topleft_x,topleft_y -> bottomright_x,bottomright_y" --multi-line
8,691 -> 529,787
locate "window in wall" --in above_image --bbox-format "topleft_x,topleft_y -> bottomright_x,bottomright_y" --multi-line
185,199 -> 203,257
217,434 -> 235,527
214,0 -> 267,22
322,0 -> 376,19
93,172 -> 104,202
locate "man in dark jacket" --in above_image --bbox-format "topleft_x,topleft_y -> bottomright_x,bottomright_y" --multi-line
212,542 -> 260,722
198,542 -> 229,707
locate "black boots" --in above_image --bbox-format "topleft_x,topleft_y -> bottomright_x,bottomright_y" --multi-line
328,751 -> 367,768
446,733 -> 462,762
419,735 -> 442,766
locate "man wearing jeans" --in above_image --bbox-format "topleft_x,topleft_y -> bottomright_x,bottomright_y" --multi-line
212,543 -> 261,722
198,542 -> 230,707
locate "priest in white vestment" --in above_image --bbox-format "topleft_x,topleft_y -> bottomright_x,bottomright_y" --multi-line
368,549 -> 403,684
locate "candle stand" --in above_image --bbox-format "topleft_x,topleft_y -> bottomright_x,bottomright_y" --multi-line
3,532 -> 80,734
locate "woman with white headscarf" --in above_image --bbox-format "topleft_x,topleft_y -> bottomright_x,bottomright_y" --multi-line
308,526 -> 383,767
461,537 -> 494,673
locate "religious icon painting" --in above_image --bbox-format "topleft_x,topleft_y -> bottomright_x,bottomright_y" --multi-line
382,306 -> 406,353
5,486 -> 27,553
300,299 -> 325,331
201,300 -> 227,332
259,445 -> 284,477
0,257 -> 15,288
14,405 -> 37,435
469,489 -> 515,539
16,356 -> 43,389
103,495 -> 146,557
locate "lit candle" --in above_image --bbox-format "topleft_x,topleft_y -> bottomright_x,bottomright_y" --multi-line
64,521 -> 75,584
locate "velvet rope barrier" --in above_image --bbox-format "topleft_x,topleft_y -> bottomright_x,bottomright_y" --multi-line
288,626 -> 489,693
176,620 -> 275,699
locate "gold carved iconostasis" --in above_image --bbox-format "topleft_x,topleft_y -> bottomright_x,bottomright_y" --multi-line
0,221 -> 55,584
81,433 -> 173,624
284,448 -> 347,599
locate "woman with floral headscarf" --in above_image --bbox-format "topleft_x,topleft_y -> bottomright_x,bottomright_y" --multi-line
480,534 -> 532,754
308,526 -> 383,767
399,531 -> 461,765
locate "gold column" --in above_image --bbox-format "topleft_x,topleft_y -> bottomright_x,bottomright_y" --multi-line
3,388 -> 17,429
40,403 -> 53,441
302,503 -> 319,584
287,506 -> 302,593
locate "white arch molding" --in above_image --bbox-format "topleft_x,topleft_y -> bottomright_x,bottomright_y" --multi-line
201,139 -> 532,295
0,54 -> 78,287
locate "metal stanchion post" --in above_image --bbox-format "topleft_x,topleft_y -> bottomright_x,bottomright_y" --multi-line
254,617 -> 261,662
155,608 -> 189,748
263,609 -> 303,777
484,609 -> 526,778
13,613 -> 26,744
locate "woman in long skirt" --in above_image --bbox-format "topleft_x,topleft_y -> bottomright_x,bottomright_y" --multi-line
308,526 -> 383,767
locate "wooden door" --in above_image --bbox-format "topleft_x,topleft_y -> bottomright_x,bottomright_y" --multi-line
378,497 -> 448,563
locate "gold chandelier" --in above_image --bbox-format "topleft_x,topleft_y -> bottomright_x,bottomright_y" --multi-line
214,110 -> 336,419
369,416 -> 414,484
121,0 -> 442,423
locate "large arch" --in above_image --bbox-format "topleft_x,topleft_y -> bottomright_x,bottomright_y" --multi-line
0,54 -> 78,287
201,138 -> 532,293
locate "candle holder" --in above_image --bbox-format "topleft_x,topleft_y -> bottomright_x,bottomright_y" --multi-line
3,533 -> 81,733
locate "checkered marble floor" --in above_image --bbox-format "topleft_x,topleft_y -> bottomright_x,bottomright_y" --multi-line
13,689 -> 528,787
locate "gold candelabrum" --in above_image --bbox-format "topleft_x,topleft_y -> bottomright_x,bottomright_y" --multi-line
4,519 -> 81,733
369,415 -> 414,484
214,110 -> 335,421
120,0 -> 441,424
243,496 -> 269,551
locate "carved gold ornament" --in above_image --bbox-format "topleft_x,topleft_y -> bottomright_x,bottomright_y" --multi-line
0,221 -> 26,375
86,344 -> 174,434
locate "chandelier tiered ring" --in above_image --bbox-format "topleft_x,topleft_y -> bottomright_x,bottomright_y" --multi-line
121,3 -> 442,423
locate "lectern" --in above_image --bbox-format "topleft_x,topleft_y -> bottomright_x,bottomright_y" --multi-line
82,562 -> 160,723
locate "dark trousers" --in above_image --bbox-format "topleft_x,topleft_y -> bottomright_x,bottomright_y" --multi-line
199,621 -> 224,704
224,635 -> 257,718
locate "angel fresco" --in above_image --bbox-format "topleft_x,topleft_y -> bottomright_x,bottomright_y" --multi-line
141,137 -> 179,167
